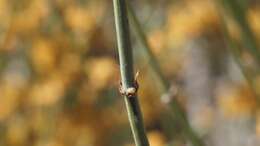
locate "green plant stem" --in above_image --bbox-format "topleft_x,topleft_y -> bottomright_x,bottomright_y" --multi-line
127,3 -> 169,92
215,2 -> 260,102
167,100 -> 205,146
127,3 -> 204,146
222,0 -> 260,66
113,0 -> 149,146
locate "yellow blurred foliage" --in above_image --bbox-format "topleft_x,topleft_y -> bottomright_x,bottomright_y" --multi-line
166,0 -> 219,46
60,53 -> 81,77
218,85 -> 256,118
31,39 -> 58,74
29,74 -> 66,106
148,30 -> 166,54
85,57 -> 118,91
6,118 -> 29,146
248,6 -> 260,40
254,75 -> 260,96
147,131 -> 166,146
12,0 -> 49,33
64,6 -> 94,33
0,84 -> 20,121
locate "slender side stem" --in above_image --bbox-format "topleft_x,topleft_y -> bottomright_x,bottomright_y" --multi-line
127,3 -> 204,146
127,3 -> 170,92
221,0 -> 260,66
215,2 -> 260,102
113,0 -> 149,146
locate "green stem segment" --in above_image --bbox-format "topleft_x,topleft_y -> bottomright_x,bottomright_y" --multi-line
113,0 -> 149,146
215,1 -> 260,103
127,4 -> 170,91
127,3 -> 204,146
222,0 -> 260,66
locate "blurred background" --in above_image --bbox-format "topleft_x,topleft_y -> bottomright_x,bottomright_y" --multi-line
0,0 -> 260,146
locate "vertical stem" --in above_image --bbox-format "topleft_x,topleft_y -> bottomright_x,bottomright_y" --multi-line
127,3 -> 204,146
215,1 -> 260,103
113,0 -> 149,146
222,0 -> 260,66
127,3 -> 170,92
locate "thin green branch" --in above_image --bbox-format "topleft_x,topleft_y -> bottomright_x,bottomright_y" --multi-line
215,1 -> 260,102
221,0 -> 260,66
127,2 -> 204,146
113,0 -> 149,146
127,3 -> 170,92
